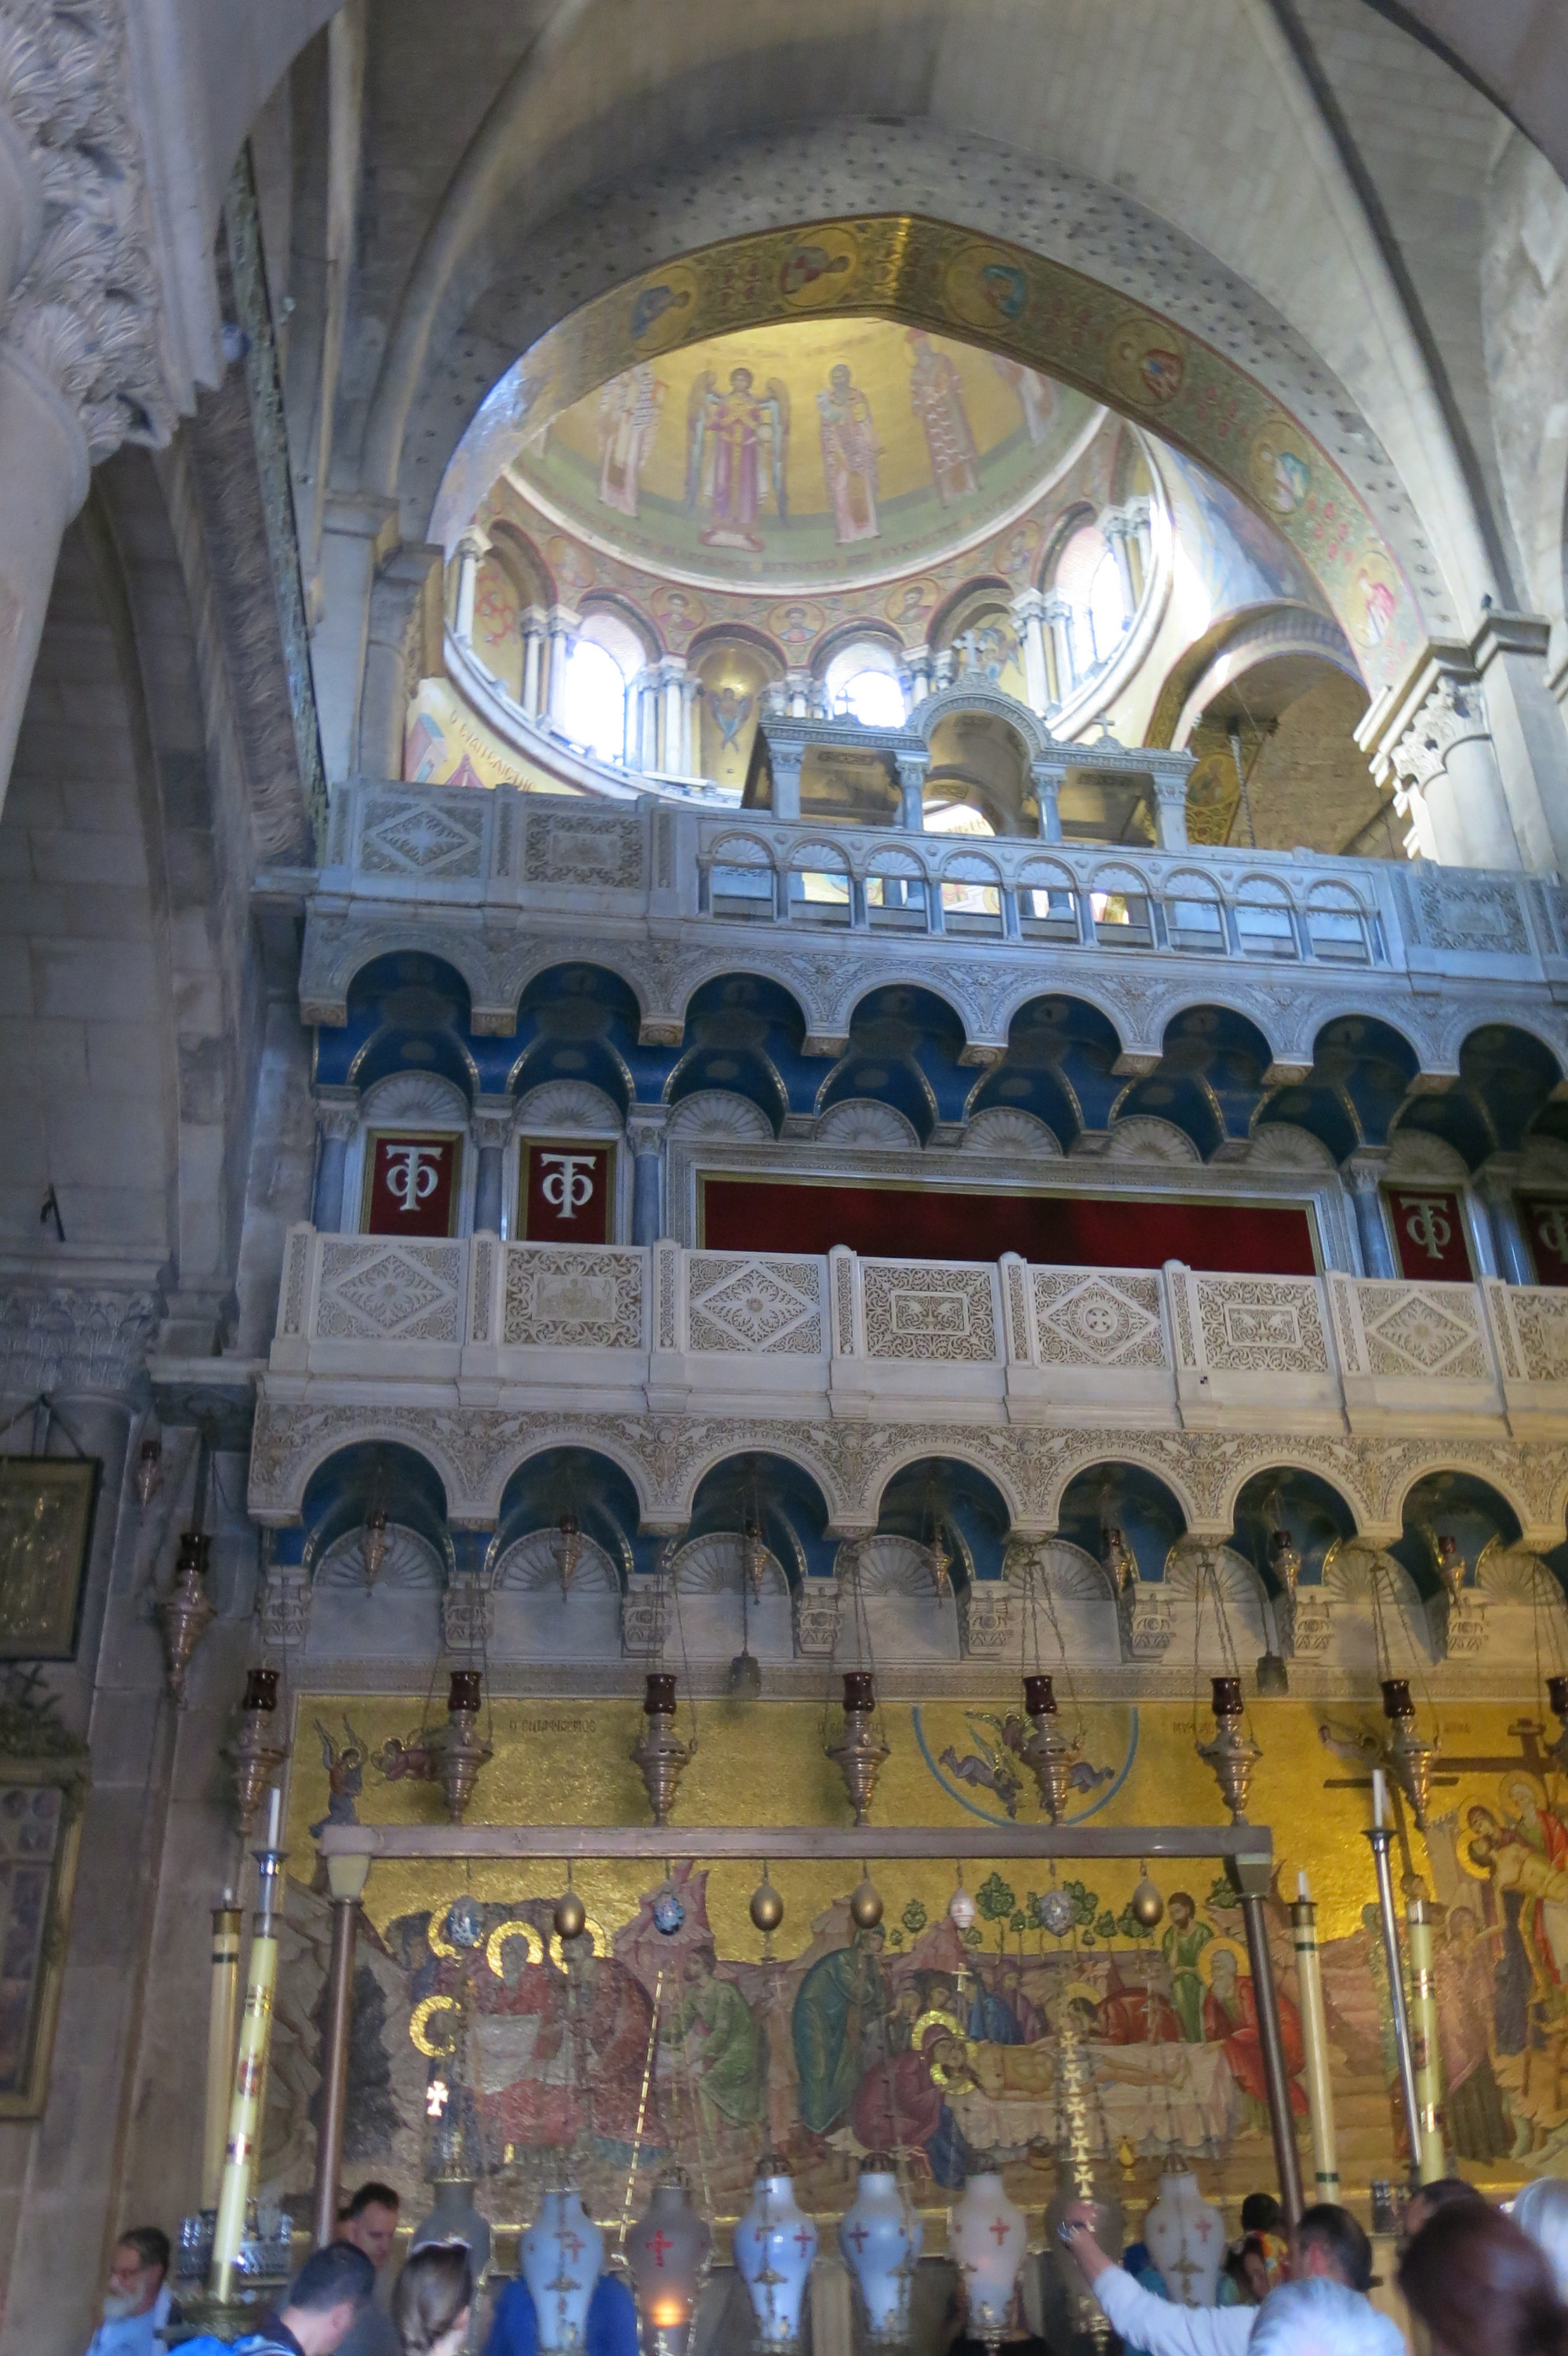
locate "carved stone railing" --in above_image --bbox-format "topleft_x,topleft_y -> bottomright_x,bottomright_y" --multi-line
282,781 -> 1568,1027
269,1225 -> 1568,1440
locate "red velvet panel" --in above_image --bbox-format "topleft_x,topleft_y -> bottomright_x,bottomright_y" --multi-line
700,1178 -> 1318,1273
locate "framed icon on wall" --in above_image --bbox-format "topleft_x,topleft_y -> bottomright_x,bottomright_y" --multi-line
0,1755 -> 87,2116
518,1140 -> 613,1244
0,1458 -> 100,1662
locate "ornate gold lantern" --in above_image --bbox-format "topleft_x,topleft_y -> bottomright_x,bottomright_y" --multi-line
631,1672 -> 694,1826
231,1666 -> 289,1835
160,1531 -> 214,1702
826,1670 -> 889,1826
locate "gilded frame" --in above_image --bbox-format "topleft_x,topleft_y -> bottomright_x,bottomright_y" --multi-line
0,1458 -> 100,1662
0,1751 -> 88,2119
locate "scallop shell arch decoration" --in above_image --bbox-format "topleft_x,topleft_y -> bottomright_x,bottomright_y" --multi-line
491,1527 -> 621,1592
317,1524 -> 444,1589
671,1531 -> 791,1595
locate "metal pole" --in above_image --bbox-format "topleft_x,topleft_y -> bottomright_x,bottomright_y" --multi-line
202,1898 -> 243,2213
317,1822 -> 1270,1866
1366,1826 -> 1423,2185
1290,1886 -> 1339,2202
312,1851 -> 369,2249
1239,1886 -> 1304,2226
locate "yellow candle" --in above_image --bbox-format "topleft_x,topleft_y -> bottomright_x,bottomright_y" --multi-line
1291,1877 -> 1340,2202
202,1901 -> 243,2212
1406,1899 -> 1446,2183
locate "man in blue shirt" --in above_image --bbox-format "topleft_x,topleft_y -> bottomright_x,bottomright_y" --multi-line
483,2271 -> 638,2356
84,2229 -> 174,2356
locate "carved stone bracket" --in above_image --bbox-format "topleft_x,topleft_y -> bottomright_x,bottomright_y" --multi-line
958,1579 -> 1013,1658
1278,1588 -> 1334,1659
792,1578 -> 841,1660
0,1282 -> 159,1399
1429,1587 -> 1487,1661
621,1575 -> 662,1660
442,1573 -> 492,1653
260,1563 -> 311,1650
1116,1579 -> 1174,1661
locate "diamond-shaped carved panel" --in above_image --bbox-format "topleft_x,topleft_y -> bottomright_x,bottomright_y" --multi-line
689,1257 -> 822,1354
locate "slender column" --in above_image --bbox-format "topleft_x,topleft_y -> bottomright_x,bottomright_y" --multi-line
211,1796 -> 286,2301
312,1851 -> 371,2249
1238,1879 -> 1304,2224
659,657 -> 686,769
471,1100 -> 511,1236
784,667 -> 811,718
1406,1896 -> 1446,2184
1032,763 -> 1065,843
770,746 -> 804,825
903,646 -> 933,708
545,609 -> 574,726
0,348 -> 90,817
451,528 -> 488,646
1290,1881 -> 1339,2202
313,1094 -> 358,1233
1479,1157 -> 1531,1285
628,1109 -> 668,1245
202,1899 -> 244,2212
520,610 -> 545,717
1126,497 -> 1151,601
680,674 -> 700,775
1151,771 -> 1189,850
1044,596 -> 1075,703
1342,1153 -> 1395,1278
894,752 -> 928,832
1011,590 -> 1050,714
1103,510 -> 1138,621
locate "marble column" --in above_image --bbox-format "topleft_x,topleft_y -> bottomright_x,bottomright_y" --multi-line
1103,510 -> 1138,622
0,347 -> 89,817
1384,670 -> 1523,870
1011,590 -> 1050,715
451,528 -> 488,648
1151,770 -> 1189,850
1478,1156 -> 1532,1286
680,674 -> 701,776
903,646 -> 933,707
770,746 -> 804,825
1031,763 -> 1066,843
545,610 -> 574,728
1044,596 -> 1075,705
470,1099 -> 513,1236
894,752 -> 928,832
520,610 -> 545,718
312,1092 -> 359,1233
1342,1153 -> 1396,1278
628,1108 -> 669,1244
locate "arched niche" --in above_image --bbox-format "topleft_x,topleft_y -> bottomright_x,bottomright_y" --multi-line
296,1440 -> 452,1660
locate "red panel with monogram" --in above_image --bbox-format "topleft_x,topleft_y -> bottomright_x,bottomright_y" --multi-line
520,1142 -> 612,1244
1383,1186 -> 1473,1282
1520,1197 -> 1568,1288
365,1132 -> 459,1237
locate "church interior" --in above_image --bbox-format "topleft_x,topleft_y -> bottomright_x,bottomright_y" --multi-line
5,1 -> 1568,2350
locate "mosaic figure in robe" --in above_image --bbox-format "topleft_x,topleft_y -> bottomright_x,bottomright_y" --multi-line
596,364 -> 665,517
817,363 -> 882,544
685,366 -> 788,552
908,330 -> 979,504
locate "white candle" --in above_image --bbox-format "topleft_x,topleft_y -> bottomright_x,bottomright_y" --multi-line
1297,1870 -> 1310,1901
1372,1768 -> 1386,1828
266,1786 -> 282,1850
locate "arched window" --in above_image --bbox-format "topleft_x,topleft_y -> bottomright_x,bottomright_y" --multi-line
823,638 -> 907,727
1053,522 -> 1127,682
560,637 -> 628,761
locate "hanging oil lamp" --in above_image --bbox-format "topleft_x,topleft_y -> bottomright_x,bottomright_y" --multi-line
740,1506 -> 767,1604
1008,1673 -> 1082,1823
839,2154 -> 922,2351
361,1506 -> 389,1588
160,1531 -> 214,1702
1380,1676 -> 1435,1828
134,1437 -> 162,1509
1102,1522 -> 1137,1594
1268,1524 -> 1301,1601
231,1666 -> 289,1835
826,1671 -> 889,1826
435,1669 -> 492,1823
923,1477 -> 953,1600
554,1509 -> 583,1597
1195,1675 -> 1261,1823
627,2168 -> 712,2355
632,1672 -> 694,1826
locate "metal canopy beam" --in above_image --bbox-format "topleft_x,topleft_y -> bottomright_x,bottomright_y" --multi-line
316,1823 -> 1271,1863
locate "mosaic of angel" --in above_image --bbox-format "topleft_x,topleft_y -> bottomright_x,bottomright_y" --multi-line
684,366 -> 788,552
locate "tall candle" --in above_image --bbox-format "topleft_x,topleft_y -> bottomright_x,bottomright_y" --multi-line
1290,1881 -> 1339,2200
1372,1768 -> 1386,1827
1297,1869 -> 1310,1901
266,1784 -> 282,1849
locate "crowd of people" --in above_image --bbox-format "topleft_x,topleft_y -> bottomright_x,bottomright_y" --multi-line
78,2167 -> 1568,2356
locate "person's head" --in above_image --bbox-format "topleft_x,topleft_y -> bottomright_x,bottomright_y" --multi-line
1402,2178 -> 1486,2251
1243,2194 -> 1284,2238
1250,2279 -> 1406,2356
391,2241 -> 472,2356
1514,2180 -> 1568,2303
1169,1892 -> 1195,1926
339,2182 -> 400,2271
280,2241 -> 377,2356
1211,1949 -> 1239,1994
729,368 -> 752,392
1400,2203 -> 1568,2356
1241,2238 -> 1273,2303
1292,2204 -> 1373,2292
105,2229 -> 170,2321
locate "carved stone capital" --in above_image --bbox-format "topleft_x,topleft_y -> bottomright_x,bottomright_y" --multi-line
442,1573 -> 492,1652
0,0 -> 180,462
0,1281 -> 158,1399
1390,675 -> 1489,791
1278,1587 -> 1333,1658
1430,1586 -> 1487,1661
1115,1579 -> 1174,1661
260,1562 -> 312,1649
315,1091 -> 359,1145
469,1099 -> 514,1154
958,1579 -> 1013,1657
